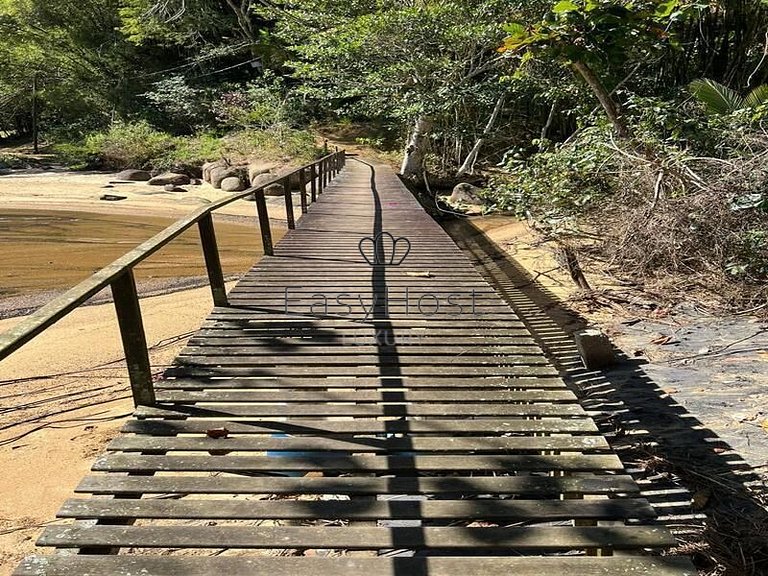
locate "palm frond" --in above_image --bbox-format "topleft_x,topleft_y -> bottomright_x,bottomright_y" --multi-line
689,78 -> 744,115
744,84 -> 768,108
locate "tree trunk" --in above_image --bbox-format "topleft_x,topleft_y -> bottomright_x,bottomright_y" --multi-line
456,94 -> 505,177
539,100 -> 557,150
400,116 -> 431,179
572,60 -> 630,138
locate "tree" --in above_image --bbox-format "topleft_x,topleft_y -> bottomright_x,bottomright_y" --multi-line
269,0 -> 512,179
0,0 -> 139,138
499,0 -> 693,137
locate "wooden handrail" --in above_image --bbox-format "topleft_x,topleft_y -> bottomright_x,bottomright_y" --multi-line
0,150 -> 346,406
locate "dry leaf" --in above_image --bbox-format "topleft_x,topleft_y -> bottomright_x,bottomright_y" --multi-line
206,427 -> 230,439
691,488 -> 712,511
650,334 -> 675,345
761,420 -> 768,433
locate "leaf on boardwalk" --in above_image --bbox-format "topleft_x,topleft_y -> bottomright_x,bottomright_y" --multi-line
206,427 -> 230,439
691,488 -> 712,510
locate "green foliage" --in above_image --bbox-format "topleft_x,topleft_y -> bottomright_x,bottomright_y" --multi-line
727,229 -> 768,280
210,74 -> 304,131
222,128 -> 319,162
118,0 -> 234,46
489,125 -> 614,216
500,0 -> 691,66
0,0 -> 143,135
141,76 -> 215,132
52,120 -> 319,170
54,121 -> 173,169
274,1 -> 511,135
502,0 -> 685,63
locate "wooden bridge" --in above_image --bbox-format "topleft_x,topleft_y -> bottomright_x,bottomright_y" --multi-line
5,155 -> 695,574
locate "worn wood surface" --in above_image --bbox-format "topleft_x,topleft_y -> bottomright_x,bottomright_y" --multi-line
14,159 -> 693,575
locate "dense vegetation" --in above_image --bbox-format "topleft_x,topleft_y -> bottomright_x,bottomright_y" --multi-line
1,0 -> 767,308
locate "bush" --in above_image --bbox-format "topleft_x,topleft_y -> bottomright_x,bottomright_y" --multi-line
54,120 -> 173,170
486,96 -> 768,309
221,128 -> 319,163
153,132 -> 223,173
488,125 -> 615,217
53,120 -> 321,171
211,73 -> 305,131
141,76 -> 216,133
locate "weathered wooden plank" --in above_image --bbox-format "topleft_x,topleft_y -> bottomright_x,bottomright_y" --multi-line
185,339 -> 541,349
92,453 -> 624,473
38,525 -> 675,550
121,417 -> 598,436
173,354 -> 552,366
76,474 -> 638,496
107,434 -> 609,453
15,555 -> 697,576
58,497 -> 656,520
164,365 -> 560,377
154,376 -> 566,389
133,402 -> 584,418
152,389 -> 577,403
180,345 -> 545,355
202,318 -> 525,327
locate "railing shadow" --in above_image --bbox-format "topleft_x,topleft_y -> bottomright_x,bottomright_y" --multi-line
445,217 -> 768,575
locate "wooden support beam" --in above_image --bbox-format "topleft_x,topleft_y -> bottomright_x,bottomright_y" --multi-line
310,164 -> 317,202
197,214 -> 227,307
253,188 -> 273,256
299,168 -> 308,214
110,270 -> 155,407
283,176 -> 295,230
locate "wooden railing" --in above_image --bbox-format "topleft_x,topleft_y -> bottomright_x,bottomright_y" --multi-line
0,150 -> 346,406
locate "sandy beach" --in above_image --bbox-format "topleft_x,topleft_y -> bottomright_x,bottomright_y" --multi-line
0,167 -> 295,572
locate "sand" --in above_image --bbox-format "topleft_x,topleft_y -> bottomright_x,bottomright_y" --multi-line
0,283 -> 238,572
0,167 -> 288,572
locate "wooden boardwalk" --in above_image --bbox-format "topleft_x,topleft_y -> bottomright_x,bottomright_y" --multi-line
14,159 -> 695,575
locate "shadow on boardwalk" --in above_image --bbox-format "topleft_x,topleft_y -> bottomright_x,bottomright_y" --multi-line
445,218 -> 768,576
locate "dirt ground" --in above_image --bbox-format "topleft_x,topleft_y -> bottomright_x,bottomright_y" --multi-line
468,216 -> 768,471
0,283 -> 238,572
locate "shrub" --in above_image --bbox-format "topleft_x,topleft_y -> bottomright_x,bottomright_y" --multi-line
141,76 -> 215,133
486,97 -> 768,309
153,132 -> 223,172
54,120 -> 173,170
488,125 -> 615,217
53,120 -> 321,171
211,73 -> 305,131
221,128 -> 319,163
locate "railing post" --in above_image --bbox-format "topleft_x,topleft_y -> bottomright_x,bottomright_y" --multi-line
310,164 -> 317,202
318,161 -> 324,195
283,176 -> 295,230
253,187 -> 273,256
197,213 -> 228,307
299,168 -> 308,214
111,270 -> 155,407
